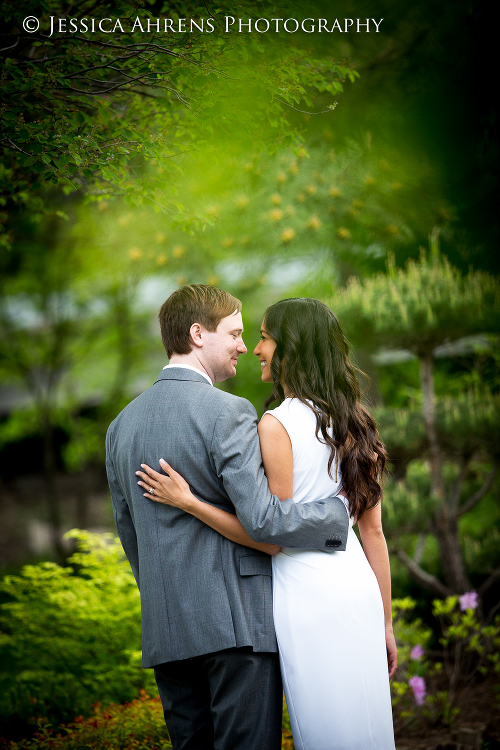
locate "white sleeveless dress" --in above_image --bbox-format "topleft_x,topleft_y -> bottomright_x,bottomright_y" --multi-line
267,398 -> 395,750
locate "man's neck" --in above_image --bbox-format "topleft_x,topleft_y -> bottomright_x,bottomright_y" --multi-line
168,354 -> 213,383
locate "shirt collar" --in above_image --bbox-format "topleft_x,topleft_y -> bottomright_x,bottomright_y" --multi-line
163,363 -> 213,386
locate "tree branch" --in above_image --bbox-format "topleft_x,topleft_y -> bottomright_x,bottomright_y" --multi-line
273,96 -> 338,115
36,34 -> 219,71
0,38 -> 20,53
413,533 -> 427,564
457,467 -> 497,518
395,548 -> 451,597
478,568 -> 500,597
0,139 -> 32,156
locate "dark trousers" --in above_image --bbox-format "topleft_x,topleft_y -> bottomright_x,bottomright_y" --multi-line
154,646 -> 283,750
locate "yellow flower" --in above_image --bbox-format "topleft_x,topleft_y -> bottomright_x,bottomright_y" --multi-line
352,199 -> 362,209
306,215 -> 321,230
177,276 -> 186,285
221,237 -> 234,248
297,147 -> 307,160
271,193 -> 282,206
207,275 -> 219,286
236,196 -> 249,209
269,209 -> 284,222
277,172 -> 287,183
337,227 -> 351,239
363,175 -> 376,186
156,254 -> 167,266
173,245 -> 185,258
289,161 -> 298,175
129,247 -> 142,260
281,228 -> 296,243
155,232 -> 165,243
329,187 -> 341,198
297,193 -> 305,203
305,184 -> 317,195
386,225 -> 399,235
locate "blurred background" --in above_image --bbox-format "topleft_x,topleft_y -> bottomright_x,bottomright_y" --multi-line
1,0 -> 499,746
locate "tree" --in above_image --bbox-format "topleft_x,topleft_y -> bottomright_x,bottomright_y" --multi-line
0,211 -> 157,561
332,239 -> 500,595
1,0 -> 356,248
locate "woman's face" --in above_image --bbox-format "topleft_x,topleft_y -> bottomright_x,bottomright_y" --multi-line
253,320 -> 277,383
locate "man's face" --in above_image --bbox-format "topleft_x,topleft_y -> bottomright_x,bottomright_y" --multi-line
203,310 -> 247,382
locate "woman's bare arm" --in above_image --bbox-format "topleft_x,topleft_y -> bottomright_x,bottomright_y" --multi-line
136,461 -> 280,555
357,501 -> 398,678
257,414 -> 293,500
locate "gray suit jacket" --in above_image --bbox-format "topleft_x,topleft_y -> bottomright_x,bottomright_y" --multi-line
106,368 -> 348,667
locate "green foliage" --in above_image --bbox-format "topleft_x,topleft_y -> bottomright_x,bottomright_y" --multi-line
437,391 -> 500,460
329,248 -> 500,596
281,699 -> 294,749
391,598 -> 433,726
1,550 -> 498,743
375,391 -> 500,461
332,247 -> 500,356
4,693 -> 171,750
392,598 -> 455,728
392,597 -> 433,660
382,465 -> 439,537
0,531 -> 155,725
1,0 -> 356,247
433,596 -> 500,686
391,594 -> 500,732
69,134 -> 454,295
0,215 -> 160,471
2,693 -> 298,750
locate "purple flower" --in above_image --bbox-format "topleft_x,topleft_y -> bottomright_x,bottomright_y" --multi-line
410,644 -> 424,661
459,591 -> 478,612
409,675 -> 426,706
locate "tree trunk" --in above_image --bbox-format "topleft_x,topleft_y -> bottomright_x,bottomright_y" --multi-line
419,354 -> 470,593
75,471 -> 90,530
41,412 -> 65,564
419,355 -> 445,499
433,505 -> 470,593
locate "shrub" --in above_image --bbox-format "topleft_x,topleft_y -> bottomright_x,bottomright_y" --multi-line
3,691 -> 171,750
391,594 -> 500,732
433,592 -> 500,704
0,531 -> 156,726
2,694 -> 297,750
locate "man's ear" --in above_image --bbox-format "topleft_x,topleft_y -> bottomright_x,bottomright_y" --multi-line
189,323 -> 204,349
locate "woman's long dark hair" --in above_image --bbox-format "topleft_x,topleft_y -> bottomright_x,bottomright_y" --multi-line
263,298 -> 387,519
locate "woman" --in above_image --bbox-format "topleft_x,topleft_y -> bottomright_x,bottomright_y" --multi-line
137,298 -> 397,750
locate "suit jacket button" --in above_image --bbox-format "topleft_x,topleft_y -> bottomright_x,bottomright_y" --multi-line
325,538 -> 341,548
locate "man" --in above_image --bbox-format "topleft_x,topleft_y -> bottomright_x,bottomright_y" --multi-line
106,284 -> 349,750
